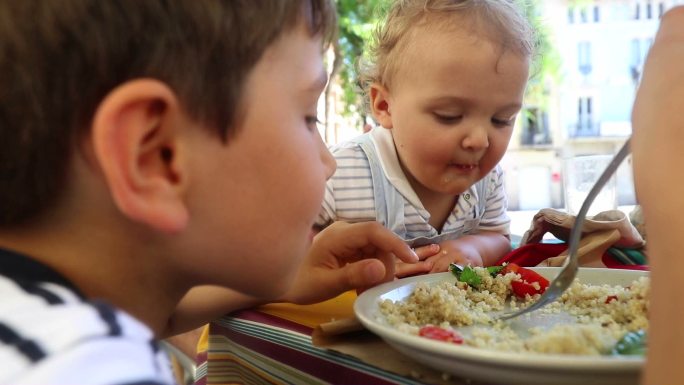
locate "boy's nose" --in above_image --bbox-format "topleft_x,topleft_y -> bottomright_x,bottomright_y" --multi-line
318,134 -> 337,179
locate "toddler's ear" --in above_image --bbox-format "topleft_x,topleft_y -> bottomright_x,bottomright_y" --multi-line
91,79 -> 190,233
369,84 -> 393,129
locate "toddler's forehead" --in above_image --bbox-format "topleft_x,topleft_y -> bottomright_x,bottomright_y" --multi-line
408,10 -> 531,55
386,23 -> 527,83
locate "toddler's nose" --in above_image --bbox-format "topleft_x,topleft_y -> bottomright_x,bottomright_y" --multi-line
462,123 -> 489,150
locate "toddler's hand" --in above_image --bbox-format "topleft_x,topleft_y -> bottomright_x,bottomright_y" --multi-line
428,240 -> 483,273
395,244 -> 441,278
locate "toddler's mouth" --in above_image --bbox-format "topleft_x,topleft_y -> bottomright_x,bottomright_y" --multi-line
450,163 -> 477,170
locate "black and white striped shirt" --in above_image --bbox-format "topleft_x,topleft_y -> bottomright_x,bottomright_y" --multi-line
0,248 -> 175,385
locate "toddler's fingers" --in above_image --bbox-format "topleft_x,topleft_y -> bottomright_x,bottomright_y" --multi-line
412,244 -> 440,261
430,257 -> 454,273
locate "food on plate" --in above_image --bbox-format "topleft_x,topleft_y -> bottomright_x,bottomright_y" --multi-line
379,265 -> 649,355
418,325 -> 464,344
612,329 -> 647,356
451,263 -> 550,297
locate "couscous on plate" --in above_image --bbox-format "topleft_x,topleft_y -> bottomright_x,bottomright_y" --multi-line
379,265 -> 649,355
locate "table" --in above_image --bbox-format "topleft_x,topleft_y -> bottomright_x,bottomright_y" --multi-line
194,230 -> 647,385
195,293 -> 493,385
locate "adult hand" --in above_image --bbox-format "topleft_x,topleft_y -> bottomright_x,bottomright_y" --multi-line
632,6 -> 684,265
631,7 -> 684,385
632,6 -> 684,145
281,221 -> 419,304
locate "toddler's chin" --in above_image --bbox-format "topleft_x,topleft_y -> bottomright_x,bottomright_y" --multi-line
432,182 -> 471,196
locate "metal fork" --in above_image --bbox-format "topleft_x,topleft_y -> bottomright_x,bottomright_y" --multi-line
499,137 -> 632,321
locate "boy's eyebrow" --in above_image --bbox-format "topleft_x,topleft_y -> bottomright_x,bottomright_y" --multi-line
305,70 -> 329,93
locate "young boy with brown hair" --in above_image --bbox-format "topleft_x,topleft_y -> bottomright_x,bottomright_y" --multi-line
0,1 -> 419,383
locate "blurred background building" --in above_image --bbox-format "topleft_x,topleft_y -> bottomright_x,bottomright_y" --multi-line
504,0 -> 682,210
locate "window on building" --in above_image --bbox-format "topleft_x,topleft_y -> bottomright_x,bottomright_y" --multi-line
631,37 -> 654,84
580,7 -> 588,22
630,39 -> 642,83
635,2 -> 641,19
646,1 -> 653,18
631,39 -> 641,66
577,97 -> 594,134
658,2 -> 665,17
568,7 -> 575,23
593,5 -> 600,22
578,41 -> 592,75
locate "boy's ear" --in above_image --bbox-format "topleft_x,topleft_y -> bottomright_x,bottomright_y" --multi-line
91,79 -> 189,233
369,83 -> 393,129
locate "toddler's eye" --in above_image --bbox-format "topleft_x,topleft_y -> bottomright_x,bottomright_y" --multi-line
433,113 -> 463,124
492,117 -> 515,127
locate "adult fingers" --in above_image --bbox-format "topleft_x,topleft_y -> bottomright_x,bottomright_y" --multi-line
396,260 -> 433,278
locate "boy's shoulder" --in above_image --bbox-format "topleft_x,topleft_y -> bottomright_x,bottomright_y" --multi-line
0,258 -> 173,384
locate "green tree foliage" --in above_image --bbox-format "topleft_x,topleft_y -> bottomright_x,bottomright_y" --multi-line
335,0 -> 383,113
324,0 -> 387,136
522,1 -> 561,109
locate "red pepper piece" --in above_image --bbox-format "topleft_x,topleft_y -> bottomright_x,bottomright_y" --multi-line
511,280 -> 540,297
501,263 -> 550,297
418,326 -> 464,344
501,262 -> 520,275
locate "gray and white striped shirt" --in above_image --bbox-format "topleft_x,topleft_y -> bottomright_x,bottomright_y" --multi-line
316,127 -> 510,240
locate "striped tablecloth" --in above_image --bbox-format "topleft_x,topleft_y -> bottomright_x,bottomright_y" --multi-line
194,292 -> 475,385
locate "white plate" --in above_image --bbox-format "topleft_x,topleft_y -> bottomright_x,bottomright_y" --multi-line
354,267 -> 648,385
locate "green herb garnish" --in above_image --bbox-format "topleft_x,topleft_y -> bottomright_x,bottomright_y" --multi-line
449,264 -> 482,288
486,265 -> 505,276
612,329 -> 647,356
